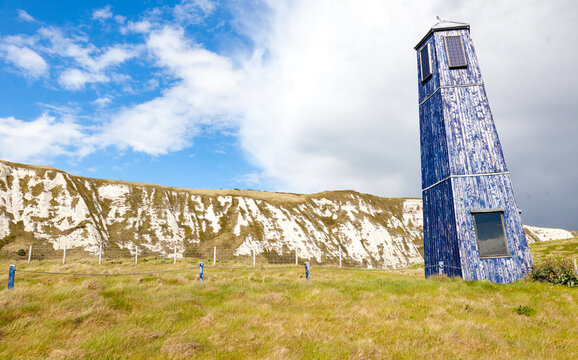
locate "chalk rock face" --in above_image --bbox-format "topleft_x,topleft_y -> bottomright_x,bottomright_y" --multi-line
523,225 -> 575,243
0,161 -> 573,268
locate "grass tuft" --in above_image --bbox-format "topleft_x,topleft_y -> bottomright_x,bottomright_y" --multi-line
514,305 -> 536,317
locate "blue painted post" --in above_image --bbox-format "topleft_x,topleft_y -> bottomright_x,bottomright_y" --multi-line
304,262 -> 310,281
8,264 -> 15,290
199,262 -> 204,283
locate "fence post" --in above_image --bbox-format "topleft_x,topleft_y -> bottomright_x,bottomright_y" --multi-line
304,262 -> 310,281
383,247 -> 387,269
135,246 -> 138,265
199,262 -> 204,283
252,250 -> 256,267
174,245 -> 177,264
339,248 -> 342,268
213,246 -> 216,265
438,261 -> 444,275
574,259 -> 577,274
295,248 -> 298,265
62,245 -> 67,265
99,243 -> 102,265
8,264 -> 15,290
28,245 -> 32,264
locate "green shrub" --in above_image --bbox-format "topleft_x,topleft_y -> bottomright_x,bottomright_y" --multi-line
17,249 -> 26,256
514,305 -> 536,317
529,257 -> 577,287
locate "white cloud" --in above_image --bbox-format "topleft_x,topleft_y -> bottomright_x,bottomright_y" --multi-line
1,44 -> 48,78
173,0 -> 217,25
124,20 -> 152,34
93,96 -> 112,107
36,27 -> 138,89
192,0 -> 217,14
101,90 -> 198,154
58,68 -> 109,90
92,1 -> 431,196
94,46 -> 136,70
17,10 -> 35,22
233,0 -> 427,195
100,26 -> 242,154
38,27 -> 96,68
92,6 -> 113,20
114,15 -> 126,24
0,114 -> 87,162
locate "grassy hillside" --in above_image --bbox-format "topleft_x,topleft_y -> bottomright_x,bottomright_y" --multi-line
528,237 -> 577,263
0,255 -> 576,359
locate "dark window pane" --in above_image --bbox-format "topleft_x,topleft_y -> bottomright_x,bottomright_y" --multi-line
444,36 -> 467,68
472,211 -> 510,258
420,44 -> 432,81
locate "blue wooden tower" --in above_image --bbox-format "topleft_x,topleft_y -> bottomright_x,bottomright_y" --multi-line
415,20 -> 533,283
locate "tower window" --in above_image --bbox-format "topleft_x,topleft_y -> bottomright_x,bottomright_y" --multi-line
471,210 -> 511,258
444,36 -> 467,68
420,43 -> 432,82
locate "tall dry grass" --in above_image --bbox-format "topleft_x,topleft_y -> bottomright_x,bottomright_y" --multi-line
0,256 -> 576,359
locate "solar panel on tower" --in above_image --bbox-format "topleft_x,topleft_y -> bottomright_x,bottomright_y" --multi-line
420,44 -> 432,81
444,36 -> 467,68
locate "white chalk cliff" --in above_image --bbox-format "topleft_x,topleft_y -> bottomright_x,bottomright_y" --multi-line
0,161 -> 574,268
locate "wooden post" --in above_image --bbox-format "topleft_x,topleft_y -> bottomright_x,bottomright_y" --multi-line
199,262 -> 204,283
213,246 -> 216,265
135,246 -> 138,265
99,243 -> 102,265
438,261 -> 444,275
62,245 -> 67,265
383,247 -> 387,269
252,250 -> 256,267
304,262 -> 310,281
574,259 -> 577,274
8,264 -> 15,290
295,248 -> 298,265
27,245 -> 32,264
174,245 -> 177,264
339,248 -> 342,268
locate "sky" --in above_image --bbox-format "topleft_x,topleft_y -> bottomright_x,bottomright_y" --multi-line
0,0 -> 576,230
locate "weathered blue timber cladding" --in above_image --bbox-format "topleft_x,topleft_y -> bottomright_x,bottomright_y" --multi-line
415,22 -> 533,283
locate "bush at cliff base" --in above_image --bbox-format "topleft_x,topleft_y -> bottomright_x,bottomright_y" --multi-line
529,257 -> 577,287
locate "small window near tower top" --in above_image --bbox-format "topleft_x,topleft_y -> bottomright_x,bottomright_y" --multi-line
420,43 -> 432,82
444,35 -> 468,68
471,210 -> 511,258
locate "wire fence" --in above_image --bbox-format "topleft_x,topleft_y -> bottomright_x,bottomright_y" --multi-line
0,244 -> 421,270
4,261 -> 423,291
5,246 -> 575,290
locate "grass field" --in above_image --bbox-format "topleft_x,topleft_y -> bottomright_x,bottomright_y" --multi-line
0,239 -> 576,359
528,237 -> 577,263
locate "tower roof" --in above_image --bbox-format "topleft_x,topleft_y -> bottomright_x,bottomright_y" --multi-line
414,18 -> 470,49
